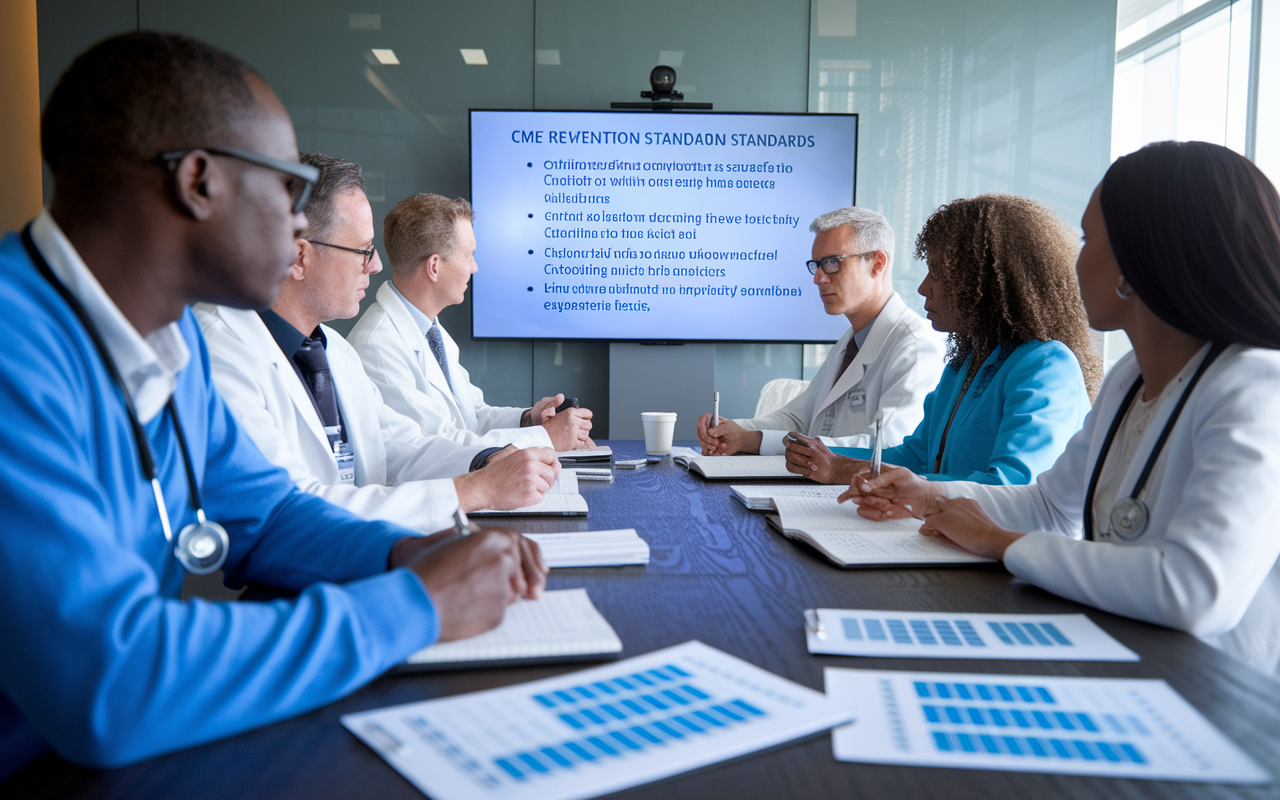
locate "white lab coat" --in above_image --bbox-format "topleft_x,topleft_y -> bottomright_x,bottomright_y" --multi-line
736,292 -> 946,454
195,304 -> 483,533
349,281 -> 553,449
943,345 -> 1280,676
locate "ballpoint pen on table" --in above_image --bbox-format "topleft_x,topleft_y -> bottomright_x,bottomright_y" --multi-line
871,410 -> 884,478
804,608 -> 825,639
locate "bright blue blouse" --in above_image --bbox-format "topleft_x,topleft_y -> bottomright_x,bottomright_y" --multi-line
0,232 -> 440,778
831,339 -> 1090,484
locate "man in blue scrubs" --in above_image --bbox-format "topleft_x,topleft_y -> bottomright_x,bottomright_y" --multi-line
0,32 -> 545,780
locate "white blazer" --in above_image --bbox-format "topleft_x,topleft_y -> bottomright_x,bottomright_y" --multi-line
736,292 -> 946,454
349,281 -> 553,449
194,304 -> 484,533
945,345 -> 1280,676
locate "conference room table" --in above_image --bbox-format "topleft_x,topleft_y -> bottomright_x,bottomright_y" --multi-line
9,440 -> 1280,799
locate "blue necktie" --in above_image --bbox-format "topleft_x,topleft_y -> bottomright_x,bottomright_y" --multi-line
426,322 -> 458,401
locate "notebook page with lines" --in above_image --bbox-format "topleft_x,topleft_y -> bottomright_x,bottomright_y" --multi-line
770,496 -> 994,567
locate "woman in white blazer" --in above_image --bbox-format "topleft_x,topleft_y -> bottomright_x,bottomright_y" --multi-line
846,141 -> 1280,676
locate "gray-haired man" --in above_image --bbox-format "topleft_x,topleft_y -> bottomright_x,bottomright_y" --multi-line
697,206 -> 945,458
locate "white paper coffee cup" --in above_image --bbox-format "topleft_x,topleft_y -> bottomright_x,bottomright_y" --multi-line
641,412 -> 677,455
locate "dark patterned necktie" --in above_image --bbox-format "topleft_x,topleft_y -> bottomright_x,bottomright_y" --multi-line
837,336 -> 859,378
293,337 -> 340,429
426,322 -> 458,401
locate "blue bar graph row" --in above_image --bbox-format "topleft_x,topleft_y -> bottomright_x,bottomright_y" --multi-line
987,622 -> 1073,647
493,699 -> 768,781
531,664 -> 695,709
553,684 -> 715,731
840,618 -> 988,647
931,731 -> 1146,764
921,704 -> 1099,732
914,681 -> 1056,704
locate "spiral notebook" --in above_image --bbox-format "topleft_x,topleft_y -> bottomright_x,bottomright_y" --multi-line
398,588 -> 622,672
469,469 -> 588,516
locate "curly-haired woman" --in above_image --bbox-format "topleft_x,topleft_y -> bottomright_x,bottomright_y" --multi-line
785,193 -> 1100,485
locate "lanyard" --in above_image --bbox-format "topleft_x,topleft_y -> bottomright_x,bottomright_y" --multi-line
20,224 -> 228,574
1082,342 -> 1226,541
933,343 -> 1015,473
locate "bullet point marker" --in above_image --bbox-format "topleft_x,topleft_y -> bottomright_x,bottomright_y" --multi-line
527,286 -> 533,291
528,213 -> 533,218
527,162 -> 532,167
528,249 -> 533,254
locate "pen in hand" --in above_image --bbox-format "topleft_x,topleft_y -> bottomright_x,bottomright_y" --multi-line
712,391 -> 720,428
453,508 -> 471,536
871,410 -> 884,478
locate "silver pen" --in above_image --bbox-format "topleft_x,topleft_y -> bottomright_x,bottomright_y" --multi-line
803,608 -> 825,639
871,409 -> 884,478
712,391 -> 720,428
453,508 -> 471,536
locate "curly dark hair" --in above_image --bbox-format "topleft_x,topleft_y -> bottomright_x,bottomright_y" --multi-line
915,193 -> 1102,399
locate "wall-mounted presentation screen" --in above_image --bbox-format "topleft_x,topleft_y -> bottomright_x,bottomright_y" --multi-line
470,109 -> 857,342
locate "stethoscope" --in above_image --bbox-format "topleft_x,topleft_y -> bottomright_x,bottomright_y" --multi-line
1083,341 -> 1226,542
21,226 -> 229,575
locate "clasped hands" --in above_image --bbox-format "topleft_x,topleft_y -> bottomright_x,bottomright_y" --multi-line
836,461 -> 1024,561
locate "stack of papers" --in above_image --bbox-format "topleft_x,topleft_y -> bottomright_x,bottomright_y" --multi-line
470,469 -> 588,517
825,667 -> 1269,783
557,446 -> 612,465
525,529 -> 650,567
731,484 -> 846,510
399,589 -> 622,671
347,641 -> 854,800
770,496 -> 993,567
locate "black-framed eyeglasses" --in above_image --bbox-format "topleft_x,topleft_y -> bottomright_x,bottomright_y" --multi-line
157,146 -> 320,214
306,239 -> 378,267
805,251 -> 879,275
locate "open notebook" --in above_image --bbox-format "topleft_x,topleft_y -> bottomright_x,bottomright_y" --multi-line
768,496 -> 995,568
671,447 -> 806,481
731,484 -> 846,510
525,529 -> 650,567
398,588 -> 623,671
470,469 -> 588,516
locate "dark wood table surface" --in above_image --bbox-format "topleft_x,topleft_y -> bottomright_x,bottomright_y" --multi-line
9,440 -> 1280,799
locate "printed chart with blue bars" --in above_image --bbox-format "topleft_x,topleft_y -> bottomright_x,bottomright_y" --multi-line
342,641 -> 853,800
806,609 -> 1139,661
826,668 -> 1269,783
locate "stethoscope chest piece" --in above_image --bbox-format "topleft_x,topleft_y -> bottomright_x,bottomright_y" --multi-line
1108,496 -> 1149,541
175,514 -> 229,575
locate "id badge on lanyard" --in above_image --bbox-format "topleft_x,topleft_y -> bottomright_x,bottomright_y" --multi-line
325,425 -> 356,485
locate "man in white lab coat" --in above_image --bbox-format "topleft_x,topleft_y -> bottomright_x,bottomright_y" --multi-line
349,193 -> 595,450
197,154 -> 559,533
697,206 -> 945,455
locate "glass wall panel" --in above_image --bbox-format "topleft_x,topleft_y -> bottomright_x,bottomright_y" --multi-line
811,0 -> 1117,314
139,0 -> 540,408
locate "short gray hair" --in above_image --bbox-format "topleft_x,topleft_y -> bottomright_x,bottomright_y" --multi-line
810,206 -> 895,265
299,152 -> 366,241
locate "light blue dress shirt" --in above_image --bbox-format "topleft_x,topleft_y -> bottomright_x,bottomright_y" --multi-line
831,339 -> 1090,484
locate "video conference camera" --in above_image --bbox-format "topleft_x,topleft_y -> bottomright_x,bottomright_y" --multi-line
640,65 -> 684,102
